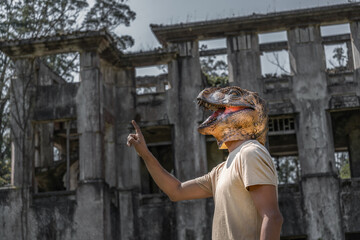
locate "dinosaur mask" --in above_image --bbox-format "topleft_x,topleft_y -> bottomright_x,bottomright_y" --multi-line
197,86 -> 268,149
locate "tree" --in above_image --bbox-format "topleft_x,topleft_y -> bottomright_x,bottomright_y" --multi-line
331,47 -> 347,68
0,0 -> 136,186
273,156 -> 300,184
335,152 -> 351,179
264,51 -> 290,77
199,44 -> 229,87
328,46 -> 348,72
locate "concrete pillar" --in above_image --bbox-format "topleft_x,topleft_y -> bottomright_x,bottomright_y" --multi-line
11,59 -> 36,187
349,129 -> 360,177
77,51 -> 104,181
101,64 -> 118,189
74,182 -> 109,239
167,40 -> 208,240
114,68 -> 139,240
288,25 -> 343,240
227,32 -> 262,93
350,21 -> 360,80
114,68 -> 139,190
74,51 -> 110,240
9,58 -> 37,240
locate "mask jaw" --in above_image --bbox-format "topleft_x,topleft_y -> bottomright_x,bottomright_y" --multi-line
214,130 -> 250,150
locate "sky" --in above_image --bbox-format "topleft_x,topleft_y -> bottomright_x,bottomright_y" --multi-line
87,0 -> 354,76
115,0 -> 351,51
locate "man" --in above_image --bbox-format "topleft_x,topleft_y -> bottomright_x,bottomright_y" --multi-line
127,86 -> 283,240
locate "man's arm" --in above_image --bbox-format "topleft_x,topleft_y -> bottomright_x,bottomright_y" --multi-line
127,120 -> 212,201
249,185 -> 283,240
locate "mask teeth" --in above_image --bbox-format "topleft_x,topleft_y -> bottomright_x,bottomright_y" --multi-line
197,99 -> 224,111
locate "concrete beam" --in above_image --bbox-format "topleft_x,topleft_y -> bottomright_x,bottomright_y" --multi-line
151,3 -> 360,45
322,33 -> 351,44
0,30 -> 125,68
119,50 -> 177,68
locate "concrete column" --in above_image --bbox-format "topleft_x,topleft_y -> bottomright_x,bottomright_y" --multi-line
350,21 -> 360,80
101,64 -> 118,189
114,68 -> 139,240
9,58 -> 37,240
11,59 -> 36,187
227,32 -> 262,93
288,25 -> 343,240
74,51 -> 110,240
349,129 -> 360,177
114,68 -> 139,190
167,40 -> 208,240
77,51 -> 104,181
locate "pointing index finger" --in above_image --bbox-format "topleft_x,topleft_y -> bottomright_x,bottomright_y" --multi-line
132,120 -> 141,134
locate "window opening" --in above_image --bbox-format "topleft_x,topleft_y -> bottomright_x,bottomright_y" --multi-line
272,155 -> 300,184
334,151 -> 351,179
321,23 -> 353,74
199,38 -> 227,50
34,120 -> 79,193
41,53 -> 80,83
140,125 -> 174,194
259,31 -> 290,78
330,109 -> 360,179
136,65 -> 167,77
259,31 -> 287,44
324,43 -> 350,72
135,65 -> 169,95
320,23 -> 350,37
268,116 -> 295,135
53,146 -> 61,162
268,115 -> 299,184
199,38 -> 229,87
260,50 -> 291,77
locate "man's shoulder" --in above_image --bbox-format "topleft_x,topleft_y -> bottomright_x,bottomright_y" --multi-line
238,140 -> 268,153
237,140 -> 271,161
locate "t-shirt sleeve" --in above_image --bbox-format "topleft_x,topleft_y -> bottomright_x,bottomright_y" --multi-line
195,163 -> 223,195
238,145 -> 278,190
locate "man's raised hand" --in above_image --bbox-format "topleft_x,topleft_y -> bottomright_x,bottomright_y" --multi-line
127,120 -> 149,157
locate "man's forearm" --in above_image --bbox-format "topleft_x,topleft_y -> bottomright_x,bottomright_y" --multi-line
260,214 -> 283,240
140,149 -> 182,201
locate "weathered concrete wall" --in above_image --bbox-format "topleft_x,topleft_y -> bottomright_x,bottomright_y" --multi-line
28,193 -> 77,240
288,25 -> 343,239
341,179 -> 360,233
0,188 -> 26,239
137,195 -> 176,240
278,185 -> 306,237
34,84 -> 79,121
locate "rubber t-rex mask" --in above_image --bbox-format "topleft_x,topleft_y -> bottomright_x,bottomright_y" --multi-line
197,86 -> 268,149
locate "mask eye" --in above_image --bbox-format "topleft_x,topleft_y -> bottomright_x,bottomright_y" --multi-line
228,89 -> 240,96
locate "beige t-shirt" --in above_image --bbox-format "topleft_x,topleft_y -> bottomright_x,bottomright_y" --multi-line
195,140 -> 278,240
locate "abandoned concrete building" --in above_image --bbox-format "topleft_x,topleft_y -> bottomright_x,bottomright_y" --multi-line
1,2 -> 360,240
